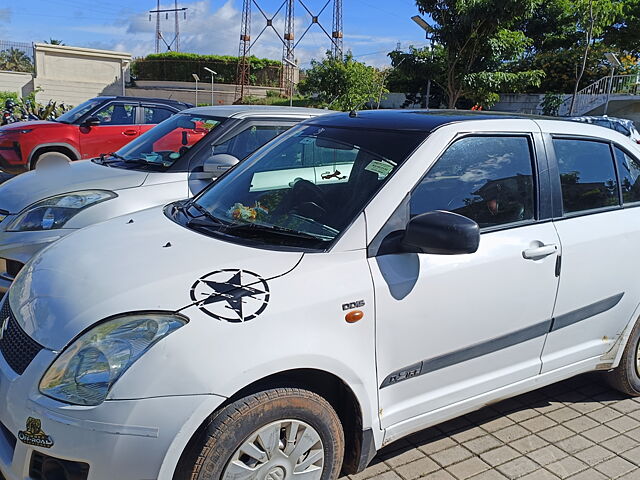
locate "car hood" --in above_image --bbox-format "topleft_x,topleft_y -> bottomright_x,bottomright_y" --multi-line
0,160 -> 148,213
8,205 -> 304,350
0,120 -> 59,131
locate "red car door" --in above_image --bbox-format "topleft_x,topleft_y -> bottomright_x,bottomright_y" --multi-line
78,102 -> 141,159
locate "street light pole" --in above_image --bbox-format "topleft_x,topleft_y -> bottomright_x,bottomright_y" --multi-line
283,58 -> 297,107
411,15 -> 435,110
192,73 -> 200,105
204,67 -> 218,105
604,52 -> 622,116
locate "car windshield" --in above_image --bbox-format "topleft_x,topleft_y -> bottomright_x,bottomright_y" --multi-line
55,98 -> 102,124
187,123 -> 427,249
97,113 -> 224,171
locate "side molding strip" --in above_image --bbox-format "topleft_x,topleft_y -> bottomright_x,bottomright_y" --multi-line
380,293 -> 624,389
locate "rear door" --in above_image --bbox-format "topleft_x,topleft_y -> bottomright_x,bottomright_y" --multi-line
78,101 -> 140,158
139,104 -> 179,135
541,134 -> 640,372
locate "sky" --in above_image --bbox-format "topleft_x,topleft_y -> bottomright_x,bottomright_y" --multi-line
0,0 -> 431,68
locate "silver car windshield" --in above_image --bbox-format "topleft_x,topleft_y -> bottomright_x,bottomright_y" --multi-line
102,113 -> 224,170
190,124 -> 427,249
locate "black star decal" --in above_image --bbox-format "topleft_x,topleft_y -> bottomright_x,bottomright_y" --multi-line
198,271 -> 266,321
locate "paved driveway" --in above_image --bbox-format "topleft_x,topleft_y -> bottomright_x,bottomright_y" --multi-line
349,373 -> 640,480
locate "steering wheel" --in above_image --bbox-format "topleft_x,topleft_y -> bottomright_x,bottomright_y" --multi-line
275,179 -> 328,220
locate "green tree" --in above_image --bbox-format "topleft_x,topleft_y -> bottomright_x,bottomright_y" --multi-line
44,39 -> 65,45
298,53 -> 387,111
413,0 -> 545,108
0,48 -> 33,73
569,0 -> 622,114
604,0 -> 640,55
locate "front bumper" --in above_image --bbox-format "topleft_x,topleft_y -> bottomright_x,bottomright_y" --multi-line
0,229 -> 72,293
0,346 -> 225,480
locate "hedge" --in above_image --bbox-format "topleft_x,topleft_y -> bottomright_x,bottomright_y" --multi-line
132,52 -> 283,86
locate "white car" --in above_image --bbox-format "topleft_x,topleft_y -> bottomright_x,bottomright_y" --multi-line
0,105 -> 328,293
2,110 -> 640,480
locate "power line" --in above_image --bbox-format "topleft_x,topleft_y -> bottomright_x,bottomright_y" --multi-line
149,1 -> 188,53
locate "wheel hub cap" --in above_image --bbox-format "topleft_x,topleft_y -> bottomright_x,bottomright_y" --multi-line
222,419 -> 324,480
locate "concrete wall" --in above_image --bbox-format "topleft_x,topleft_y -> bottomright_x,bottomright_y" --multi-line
31,43 -> 131,105
0,71 -> 33,98
127,81 -> 286,105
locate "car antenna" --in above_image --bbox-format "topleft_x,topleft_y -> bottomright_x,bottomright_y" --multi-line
349,110 -> 357,118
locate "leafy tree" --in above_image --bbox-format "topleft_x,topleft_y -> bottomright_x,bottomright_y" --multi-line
604,0 -> 640,55
0,48 -> 33,73
412,0 -> 545,108
568,0 -> 622,114
44,39 -> 65,45
298,53 -> 387,111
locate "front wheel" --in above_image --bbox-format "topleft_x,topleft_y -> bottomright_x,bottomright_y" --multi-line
180,388 -> 344,480
605,318 -> 640,396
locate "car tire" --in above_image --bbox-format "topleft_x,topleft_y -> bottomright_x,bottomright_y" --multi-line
180,388 -> 344,480
32,151 -> 71,170
605,318 -> 640,396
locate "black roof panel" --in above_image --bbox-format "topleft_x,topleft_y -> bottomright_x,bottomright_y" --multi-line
306,109 -> 541,131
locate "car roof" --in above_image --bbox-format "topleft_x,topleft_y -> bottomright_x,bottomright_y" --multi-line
95,96 -> 193,108
180,105 -> 331,119
304,109 -> 555,131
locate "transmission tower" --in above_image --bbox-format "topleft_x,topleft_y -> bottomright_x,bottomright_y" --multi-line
235,0 -> 343,103
282,0 -> 295,98
235,0 -> 252,102
332,0 -> 343,59
149,2 -> 188,53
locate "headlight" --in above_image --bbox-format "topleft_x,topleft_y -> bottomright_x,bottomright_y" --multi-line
39,313 -> 187,406
7,190 -> 116,231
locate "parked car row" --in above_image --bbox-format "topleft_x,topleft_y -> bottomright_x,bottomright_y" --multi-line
2,107 -> 640,480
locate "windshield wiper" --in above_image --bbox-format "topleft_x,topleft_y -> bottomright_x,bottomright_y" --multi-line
185,202 -> 227,226
225,222 -> 328,241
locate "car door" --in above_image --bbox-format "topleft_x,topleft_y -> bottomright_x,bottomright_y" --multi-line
367,128 -> 561,434
187,120 -> 296,196
540,135 -> 640,372
139,104 -> 178,135
78,101 -> 140,158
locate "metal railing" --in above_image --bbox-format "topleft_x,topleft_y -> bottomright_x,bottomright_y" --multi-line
560,74 -> 640,116
0,40 -> 34,73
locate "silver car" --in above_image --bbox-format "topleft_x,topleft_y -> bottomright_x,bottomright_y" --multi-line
0,105 -> 328,292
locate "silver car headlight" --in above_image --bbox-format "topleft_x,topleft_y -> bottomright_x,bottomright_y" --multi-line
7,190 -> 116,232
39,313 -> 187,406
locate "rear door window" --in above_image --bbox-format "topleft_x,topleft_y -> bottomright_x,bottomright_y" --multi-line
141,106 -> 175,124
553,139 -> 619,214
615,147 -> 640,204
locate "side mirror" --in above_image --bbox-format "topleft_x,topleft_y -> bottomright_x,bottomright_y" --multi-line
82,116 -> 100,127
203,153 -> 239,176
402,210 -> 480,255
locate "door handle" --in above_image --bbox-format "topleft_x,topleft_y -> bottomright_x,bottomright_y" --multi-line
123,129 -> 137,136
522,243 -> 558,260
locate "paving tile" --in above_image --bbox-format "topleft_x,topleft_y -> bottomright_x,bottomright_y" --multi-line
395,457 -> 441,480
621,446 -> 640,465
538,426 -> 575,443
418,437 -> 458,456
492,425 -> 530,443
581,425 -> 619,443
535,402 -> 566,415
439,418 -> 475,435
600,434 -> 638,453
564,468 -> 608,480
510,435 -> 549,454
430,446 -> 473,468
586,406 -> 624,423
451,426 -> 487,444
606,415 -> 640,433
518,470 -> 561,480
563,416 -> 600,434
619,469 -> 640,480
467,470 -> 509,480
463,435 -> 504,455
506,410 -> 540,423
350,460 -> 390,480
546,407 -> 581,423
555,436 -> 595,455
520,416 -> 557,433
446,458 -> 490,480
479,446 -> 521,467
478,417 -> 516,433
526,445 -> 568,466
545,457 -> 589,479
594,457 -> 637,478
383,448 -> 426,468
368,471 -> 403,480
407,429 -> 442,446
414,471 -> 456,480
495,457 -> 539,479
574,445 -> 616,467
612,399 -> 640,414
624,426 -> 640,443
570,402 -> 604,415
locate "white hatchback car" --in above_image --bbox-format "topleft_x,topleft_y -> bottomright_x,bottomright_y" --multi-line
2,111 -> 640,480
0,105 -> 328,293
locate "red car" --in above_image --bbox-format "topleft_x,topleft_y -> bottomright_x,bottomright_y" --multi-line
0,96 -> 192,173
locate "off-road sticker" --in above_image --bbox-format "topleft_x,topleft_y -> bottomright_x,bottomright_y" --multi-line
190,269 -> 270,323
18,417 -> 54,448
